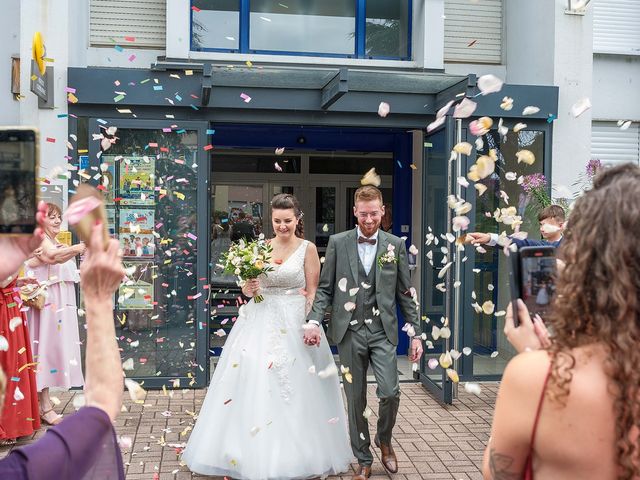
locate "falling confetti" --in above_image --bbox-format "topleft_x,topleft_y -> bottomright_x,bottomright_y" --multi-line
377,102 -> 390,117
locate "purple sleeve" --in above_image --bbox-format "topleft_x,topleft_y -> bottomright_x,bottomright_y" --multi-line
10,406 -> 125,480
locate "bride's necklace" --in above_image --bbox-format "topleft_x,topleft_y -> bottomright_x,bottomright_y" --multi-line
272,240 -> 299,265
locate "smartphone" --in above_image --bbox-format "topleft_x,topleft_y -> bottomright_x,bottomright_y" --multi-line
509,246 -> 557,327
0,127 -> 38,234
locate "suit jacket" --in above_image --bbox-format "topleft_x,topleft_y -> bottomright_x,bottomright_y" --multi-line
307,228 -> 421,346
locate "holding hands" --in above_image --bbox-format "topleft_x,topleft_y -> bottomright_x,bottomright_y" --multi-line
303,323 -> 322,347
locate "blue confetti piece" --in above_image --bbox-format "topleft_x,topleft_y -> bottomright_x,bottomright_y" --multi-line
114,45 -> 124,52
190,104 -> 199,110
11,377 -> 20,382
547,114 -> 556,123
175,94 -> 182,101
153,85 -> 163,91
206,129 -> 216,135
176,129 -> 186,134
397,160 -> 403,168
57,114 -> 68,118
50,369 -> 57,374
97,119 -> 107,125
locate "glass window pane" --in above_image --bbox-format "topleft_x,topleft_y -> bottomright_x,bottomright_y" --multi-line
472,130 -> 545,376
192,0 -> 240,51
211,184 -> 264,288
250,0 -> 356,55
309,156 -> 393,175
92,128 -> 200,380
315,187 -> 336,248
366,0 -> 410,58
212,154 -> 301,173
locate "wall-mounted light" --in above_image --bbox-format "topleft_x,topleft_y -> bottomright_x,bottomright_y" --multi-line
565,0 -> 590,15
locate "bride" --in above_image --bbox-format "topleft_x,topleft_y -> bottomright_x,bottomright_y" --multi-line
182,193 -> 352,479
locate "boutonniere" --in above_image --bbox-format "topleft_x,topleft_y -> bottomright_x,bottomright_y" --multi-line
377,244 -> 398,268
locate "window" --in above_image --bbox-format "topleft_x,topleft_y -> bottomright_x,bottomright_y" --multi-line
191,0 -> 412,60
591,121 -> 640,166
90,0 -> 167,48
593,0 -> 640,55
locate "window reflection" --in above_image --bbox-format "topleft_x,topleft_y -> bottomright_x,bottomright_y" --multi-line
249,0 -> 356,55
192,0 -> 240,51
366,0 -> 410,58
472,129 -> 545,376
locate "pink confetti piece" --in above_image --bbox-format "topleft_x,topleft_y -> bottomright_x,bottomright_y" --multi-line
124,36 -> 136,42
203,144 -> 214,151
64,196 -> 102,225
162,128 -> 172,132
240,93 -> 252,103
128,54 -> 136,62
186,232 -> 197,240
46,137 -> 56,143
65,87 -> 76,94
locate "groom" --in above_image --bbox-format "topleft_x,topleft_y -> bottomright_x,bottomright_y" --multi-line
304,185 -> 423,479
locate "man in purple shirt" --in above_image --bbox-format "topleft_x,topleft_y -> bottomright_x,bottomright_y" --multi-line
0,219 -> 126,479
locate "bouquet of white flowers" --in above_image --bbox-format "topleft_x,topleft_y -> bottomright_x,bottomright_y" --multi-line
220,235 -> 274,303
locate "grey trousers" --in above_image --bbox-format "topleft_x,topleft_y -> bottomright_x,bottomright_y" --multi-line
338,327 -> 400,466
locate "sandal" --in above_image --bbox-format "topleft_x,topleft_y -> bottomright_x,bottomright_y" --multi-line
40,408 -> 62,426
0,438 -> 17,447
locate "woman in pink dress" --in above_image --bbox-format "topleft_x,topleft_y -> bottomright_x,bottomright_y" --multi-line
25,203 -> 85,426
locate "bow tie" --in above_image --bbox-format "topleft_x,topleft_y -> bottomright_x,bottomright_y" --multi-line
358,236 -> 377,245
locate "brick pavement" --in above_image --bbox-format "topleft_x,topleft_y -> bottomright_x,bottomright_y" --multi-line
0,382 -> 497,480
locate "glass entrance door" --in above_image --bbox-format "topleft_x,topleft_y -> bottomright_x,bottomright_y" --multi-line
419,119 -> 458,404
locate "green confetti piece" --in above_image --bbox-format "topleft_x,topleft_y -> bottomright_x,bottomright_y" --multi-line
114,94 -> 125,103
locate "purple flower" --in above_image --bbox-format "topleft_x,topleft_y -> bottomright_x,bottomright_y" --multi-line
586,159 -> 602,178
521,173 -> 547,194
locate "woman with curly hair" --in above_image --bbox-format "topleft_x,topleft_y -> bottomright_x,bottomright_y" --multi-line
482,162 -> 640,480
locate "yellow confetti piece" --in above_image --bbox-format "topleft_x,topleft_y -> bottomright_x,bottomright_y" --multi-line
42,57 -> 54,63
162,384 -> 168,396
175,192 -> 185,200
78,149 -> 88,154
67,93 -> 78,103
18,347 -> 26,355
31,75 -> 38,81
18,362 -> 38,373
185,70 -> 193,76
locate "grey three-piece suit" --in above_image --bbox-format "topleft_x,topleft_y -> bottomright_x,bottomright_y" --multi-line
307,227 -> 422,466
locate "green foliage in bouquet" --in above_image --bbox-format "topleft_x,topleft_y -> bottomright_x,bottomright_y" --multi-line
220,236 -> 274,302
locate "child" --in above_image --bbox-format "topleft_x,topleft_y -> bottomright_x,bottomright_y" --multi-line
465,204 -> 565,249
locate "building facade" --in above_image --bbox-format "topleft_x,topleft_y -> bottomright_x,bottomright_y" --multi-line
2,0 -> 618,403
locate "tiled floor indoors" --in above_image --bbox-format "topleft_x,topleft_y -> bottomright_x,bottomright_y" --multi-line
0,382 -> 497,479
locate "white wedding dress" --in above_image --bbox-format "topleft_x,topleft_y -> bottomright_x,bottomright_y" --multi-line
182,240 -> 352,479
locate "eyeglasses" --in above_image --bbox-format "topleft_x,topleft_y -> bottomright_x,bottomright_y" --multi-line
356,212 -> 381,219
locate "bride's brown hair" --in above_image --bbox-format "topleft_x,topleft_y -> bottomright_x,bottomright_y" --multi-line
271,193 -> 304,239
548,163 -> 640,479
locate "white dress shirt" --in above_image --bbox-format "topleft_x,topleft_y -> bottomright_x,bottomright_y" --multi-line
357,227 -> 379,275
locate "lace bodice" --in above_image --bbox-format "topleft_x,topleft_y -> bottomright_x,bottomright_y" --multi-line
260,240 -> 308,295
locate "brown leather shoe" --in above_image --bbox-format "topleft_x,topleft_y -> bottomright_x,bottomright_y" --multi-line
352,464 -> 372,480
374,434 -> 398,473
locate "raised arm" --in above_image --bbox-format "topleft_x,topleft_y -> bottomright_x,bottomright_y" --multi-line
81,223 -> 125,421
307,236 -> 337,323
27,238 -> 85,267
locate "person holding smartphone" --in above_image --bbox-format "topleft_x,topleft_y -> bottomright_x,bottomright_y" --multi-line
482,163 -> 640,480
1,221 -> 126,479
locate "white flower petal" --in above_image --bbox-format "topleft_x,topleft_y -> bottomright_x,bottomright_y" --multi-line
478,74 -> 504,95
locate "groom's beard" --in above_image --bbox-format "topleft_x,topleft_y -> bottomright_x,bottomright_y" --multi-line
358,221 -> 381,237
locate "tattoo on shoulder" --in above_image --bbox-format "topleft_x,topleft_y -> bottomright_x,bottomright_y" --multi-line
489,448 -> 521,480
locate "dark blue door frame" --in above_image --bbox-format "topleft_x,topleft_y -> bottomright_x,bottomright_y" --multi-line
210,124 -> 414,354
